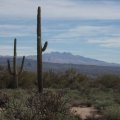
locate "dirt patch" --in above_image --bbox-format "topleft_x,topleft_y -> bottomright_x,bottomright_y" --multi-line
70,106 -> 100,120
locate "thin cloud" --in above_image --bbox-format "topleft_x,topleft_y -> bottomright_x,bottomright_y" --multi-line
50,25 -> 120,46
0,0 -> 120,19
0,24 -> 36,37
0,0 -> 120,63
88,38 -> 120,48
0,44 -> 35,55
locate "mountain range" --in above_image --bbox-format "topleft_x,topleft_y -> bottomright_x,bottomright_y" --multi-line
0,52 -> 120,76
28,52 -> 119,67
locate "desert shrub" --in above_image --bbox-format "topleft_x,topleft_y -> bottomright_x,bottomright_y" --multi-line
0,65 -> 4,71
0,91 -> 9,108
43,70 -> 60,88
43,69 -> 88,89
102,105 -> 120,120
94,99 -> 116,111
0,68 -> 87,89
114,93 -> 120,105
0,69 -> 36,89
4,99 -> 26,120
26,91 -> 67,120
0,70 -> 13,88
3,91 -> 78,120
86,89 -> 117,111
19,71 -> 36,88
97,74 -> 120,90
61,69 -> 88,89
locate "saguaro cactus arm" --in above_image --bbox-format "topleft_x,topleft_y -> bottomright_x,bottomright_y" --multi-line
42,41 -> 48,52
7,60 -> 14,75
37,6 -> 48,93
7,38 -> 25,88
18,56 -> 25,75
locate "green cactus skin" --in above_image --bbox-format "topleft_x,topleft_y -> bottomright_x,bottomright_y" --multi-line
7,38 -> 25,88
37,6 -> 48,93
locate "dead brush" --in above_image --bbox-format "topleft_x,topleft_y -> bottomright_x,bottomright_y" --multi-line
0,92 -> 9,108
26,91 -> 68,120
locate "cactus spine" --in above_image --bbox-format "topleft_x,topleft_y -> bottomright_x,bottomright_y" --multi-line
7,38 -> 25,88
37,6 -> 48,93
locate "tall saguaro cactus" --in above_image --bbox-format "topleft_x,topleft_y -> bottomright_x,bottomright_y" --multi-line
37,6 -> 48,93
7,38 -> 25,88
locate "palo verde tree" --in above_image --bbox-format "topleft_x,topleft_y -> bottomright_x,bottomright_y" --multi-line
7,38 -> 25,88
37,6 -> 48,93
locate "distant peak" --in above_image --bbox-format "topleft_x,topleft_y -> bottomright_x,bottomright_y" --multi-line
49,51 -> 73,56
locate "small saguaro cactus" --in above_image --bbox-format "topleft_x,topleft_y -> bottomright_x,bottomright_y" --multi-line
7,38 -> 25,88
37,6 -> 48,93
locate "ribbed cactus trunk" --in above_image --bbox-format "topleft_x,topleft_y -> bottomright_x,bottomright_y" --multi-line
37,7 -> 48,93
37,7 -> 42,93
7,38 -> 25,88
13,39 -> 18,88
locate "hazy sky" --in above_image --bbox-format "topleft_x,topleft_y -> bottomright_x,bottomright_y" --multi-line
0,0 -> 120,63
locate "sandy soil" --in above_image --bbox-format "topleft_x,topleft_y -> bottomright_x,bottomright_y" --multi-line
70,106 -> 99,120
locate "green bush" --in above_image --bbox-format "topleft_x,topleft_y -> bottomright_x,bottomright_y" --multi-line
61,69 -> 88,89
19,71 -> 36,88
102,105 -> 120,120
2,90 -> 78,120
97,74 -> 120,90
26,91 -> 67,120
0,70 -> 13,88
43,70 -> 60,88
0,69 -> 36,89
0,91 -> 9,108
43,69 -> 88,89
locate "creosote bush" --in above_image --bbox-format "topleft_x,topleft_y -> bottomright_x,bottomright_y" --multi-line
0,92 -> 9,108
26,91 -> 67,120
0,69 -> 13,88
0,69 -> 36,89
102,105 -> 120,120
97,74 -> 120,90
19,71 -> 36,88
0,68 -> 88,89
1,90 -> 78,120
43,69 -> 88,89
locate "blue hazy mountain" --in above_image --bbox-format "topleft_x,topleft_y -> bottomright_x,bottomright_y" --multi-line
27,52 -> 119,67
0,52 -> 120,76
